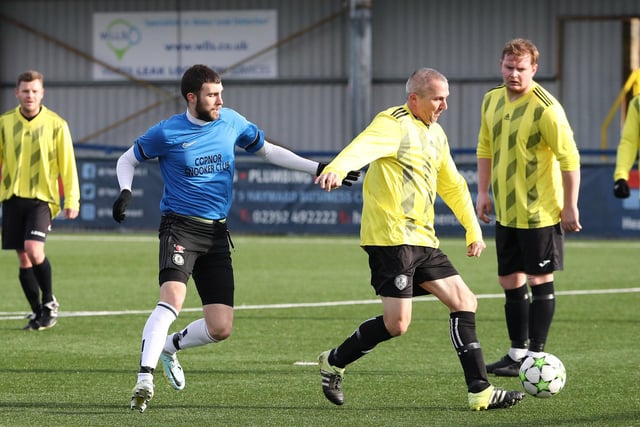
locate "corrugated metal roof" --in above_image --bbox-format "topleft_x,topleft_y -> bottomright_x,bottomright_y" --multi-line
1,0 -> 638,154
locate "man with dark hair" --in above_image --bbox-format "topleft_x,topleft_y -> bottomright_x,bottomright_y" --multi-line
114,64 -> 358,413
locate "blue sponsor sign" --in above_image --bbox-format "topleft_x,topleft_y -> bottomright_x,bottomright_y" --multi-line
57,160 -> 639,238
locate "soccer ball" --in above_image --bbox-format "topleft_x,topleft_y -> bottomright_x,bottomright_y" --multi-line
518,353 -> 566,398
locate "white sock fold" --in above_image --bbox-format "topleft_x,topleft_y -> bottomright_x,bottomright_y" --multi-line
509,347 -> 528,361
526,350 -> 547,358
136,372 -> 153,384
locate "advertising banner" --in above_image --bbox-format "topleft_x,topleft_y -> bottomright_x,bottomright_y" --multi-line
578,166 -> 640,235
92,10 -> 278,80
74,159 -> 163,229
46,159 -> 640,239
229,163 -> 363,235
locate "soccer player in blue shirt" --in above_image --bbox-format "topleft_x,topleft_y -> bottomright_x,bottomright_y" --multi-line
113,64 -> 358,413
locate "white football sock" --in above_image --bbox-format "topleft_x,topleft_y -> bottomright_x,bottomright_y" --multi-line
163,332 -> 179,355
137,372 -> 153,384
526,350 -> 547,358
139,302 -> 178,370
175,318 -> 217,350
509,347 -> 528,361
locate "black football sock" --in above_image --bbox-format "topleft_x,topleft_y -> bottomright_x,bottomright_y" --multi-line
450,311 -> 490,392
504,285 -> 530,350
529,281 -> 555,352
329,315 -> 392,368
32,257 -> 54,304
19,267 -> 41,316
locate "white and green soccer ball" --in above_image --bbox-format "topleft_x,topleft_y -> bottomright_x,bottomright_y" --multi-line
518,352 -> 566,398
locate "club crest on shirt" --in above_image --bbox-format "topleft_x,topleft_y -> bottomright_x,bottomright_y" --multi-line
172,253 -> 184,266
394,274 -> 408,291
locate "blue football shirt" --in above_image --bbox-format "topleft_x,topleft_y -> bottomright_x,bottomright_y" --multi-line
133,108 -> 264,219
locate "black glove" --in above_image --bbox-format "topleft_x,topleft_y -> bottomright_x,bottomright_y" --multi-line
613,179 -> 630,199
112,189 -> 132,223
316,162 -> 361,187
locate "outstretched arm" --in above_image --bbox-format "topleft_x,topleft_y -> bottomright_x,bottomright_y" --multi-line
254,140 -> 318,175
255,140 -> 360,185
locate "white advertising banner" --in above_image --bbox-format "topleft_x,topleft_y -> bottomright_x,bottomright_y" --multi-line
92,10 -> 277,80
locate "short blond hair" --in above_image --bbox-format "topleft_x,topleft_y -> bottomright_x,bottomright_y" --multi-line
501,38 -> 539,66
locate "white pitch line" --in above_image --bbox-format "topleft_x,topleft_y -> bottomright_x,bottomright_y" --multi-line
0,287 -> 638,321
293,361 -> 318,366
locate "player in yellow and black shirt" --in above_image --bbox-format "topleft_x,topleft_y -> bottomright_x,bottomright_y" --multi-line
0,70 -> 80,331
315,68 -> 524,411
613,94 -> 640,198
476,39 -> 581,377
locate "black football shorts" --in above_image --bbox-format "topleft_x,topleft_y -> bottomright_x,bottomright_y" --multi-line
363,245 -> 458,298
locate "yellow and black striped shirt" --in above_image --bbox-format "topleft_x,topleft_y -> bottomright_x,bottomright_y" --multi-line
0,105 -> 80,217
477,82 -> 580,229
325,104 -> 482,248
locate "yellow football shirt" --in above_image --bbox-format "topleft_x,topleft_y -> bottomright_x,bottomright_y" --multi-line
614,94 -> 640,181
0,105 -> 80,217
325,104 -> 482,248
476,82 -> 580,229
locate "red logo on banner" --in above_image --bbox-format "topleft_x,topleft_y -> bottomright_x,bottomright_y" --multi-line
628,169 -> 638,188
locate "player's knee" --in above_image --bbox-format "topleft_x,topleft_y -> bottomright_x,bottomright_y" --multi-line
451,288 -> 478,312
464,292 -> 478,311
384,318 -> 411,337
24,248 -> 45,265
208,324 -> 232,341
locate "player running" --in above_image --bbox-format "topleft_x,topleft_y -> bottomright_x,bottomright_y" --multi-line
114,64 -> 358,412
315,68 -> 525,411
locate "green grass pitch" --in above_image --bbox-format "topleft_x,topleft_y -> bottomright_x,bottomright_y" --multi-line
0,234 -> 638,426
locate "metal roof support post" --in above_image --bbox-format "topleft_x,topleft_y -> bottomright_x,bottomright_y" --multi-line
349,0 -> 372,139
